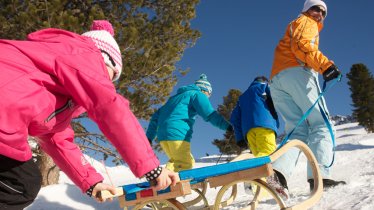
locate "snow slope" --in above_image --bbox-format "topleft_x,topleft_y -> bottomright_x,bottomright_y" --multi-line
26,123 -> 374,210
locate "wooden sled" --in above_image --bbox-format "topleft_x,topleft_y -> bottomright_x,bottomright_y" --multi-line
181,152 -> 252,209
101,140 -> 323,210
181,151 -> 255,209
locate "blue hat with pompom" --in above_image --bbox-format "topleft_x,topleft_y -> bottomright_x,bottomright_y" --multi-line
195,74 -> 212,94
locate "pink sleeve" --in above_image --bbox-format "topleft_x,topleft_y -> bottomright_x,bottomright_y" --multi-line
38,127 -> 103,192
54,52 -> 159,178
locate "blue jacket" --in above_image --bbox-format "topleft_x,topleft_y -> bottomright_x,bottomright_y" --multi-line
146,84 -> 230,142
230,81 -> 279,143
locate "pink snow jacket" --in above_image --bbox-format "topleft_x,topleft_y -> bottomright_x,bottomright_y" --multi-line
0,28 -> 159,192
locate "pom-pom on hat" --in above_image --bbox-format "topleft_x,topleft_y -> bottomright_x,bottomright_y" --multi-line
195,74 -> 212,95
302,0 -> 327,18
82,20 -> 122,81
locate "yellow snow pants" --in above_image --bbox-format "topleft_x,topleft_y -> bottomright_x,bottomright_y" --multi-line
246,127 -> 277,199
246,127 -> 277,157
160,140 -> 195,172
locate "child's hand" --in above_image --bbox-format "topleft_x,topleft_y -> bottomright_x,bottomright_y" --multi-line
153,167 -> 180,191
92,183 -> 116,203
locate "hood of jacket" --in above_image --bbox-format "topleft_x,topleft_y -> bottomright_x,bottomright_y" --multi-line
27,28 -> 94,47
176,84 -> 201,94
301,13 -> 324,31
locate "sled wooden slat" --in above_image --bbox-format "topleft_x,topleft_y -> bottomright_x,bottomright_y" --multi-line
100,187 -> 124,200
208,163 -> 273,188
119,180 -> 191,207
190,181 -> 206,190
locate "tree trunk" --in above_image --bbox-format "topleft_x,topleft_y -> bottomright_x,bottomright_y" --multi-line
37,150 -> 60,187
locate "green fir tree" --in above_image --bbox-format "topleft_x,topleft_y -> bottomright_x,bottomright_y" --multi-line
212,89 -> 243,155
346,63 -> 374,132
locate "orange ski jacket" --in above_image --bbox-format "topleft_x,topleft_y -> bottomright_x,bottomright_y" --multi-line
270,13 -> 333,79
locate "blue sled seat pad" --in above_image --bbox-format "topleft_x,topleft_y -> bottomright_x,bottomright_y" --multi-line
179,156 -> 271,184
123,182 -> 151,194
120,156 -> 271,201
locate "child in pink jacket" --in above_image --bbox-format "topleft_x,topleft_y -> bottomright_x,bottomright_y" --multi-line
0,20 -> 179,209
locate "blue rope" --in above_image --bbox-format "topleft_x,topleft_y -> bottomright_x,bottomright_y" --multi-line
277,74 -> 342,168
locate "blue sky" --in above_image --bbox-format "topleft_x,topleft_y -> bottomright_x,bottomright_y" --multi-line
152,0 -> 374,162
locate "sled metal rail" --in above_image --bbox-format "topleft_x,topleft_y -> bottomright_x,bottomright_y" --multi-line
101,140 -> 323,210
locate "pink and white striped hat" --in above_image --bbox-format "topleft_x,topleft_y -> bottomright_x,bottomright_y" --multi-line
82,20 -> 122,81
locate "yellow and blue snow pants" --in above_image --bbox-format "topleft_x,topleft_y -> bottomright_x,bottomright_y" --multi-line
246,127 -> 276,198
160,140 -> 195,172
246,127 -> 277,157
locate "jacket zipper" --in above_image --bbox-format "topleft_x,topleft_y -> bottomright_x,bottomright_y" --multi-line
0,180 -> 23,194
45,99 -> 73,122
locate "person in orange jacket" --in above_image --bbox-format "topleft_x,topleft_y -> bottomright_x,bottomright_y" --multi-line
267,0 -> 345,200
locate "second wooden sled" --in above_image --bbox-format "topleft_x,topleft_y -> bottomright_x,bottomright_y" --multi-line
101,140 -> 323,210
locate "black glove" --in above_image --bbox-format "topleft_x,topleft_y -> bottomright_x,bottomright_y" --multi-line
226,125 -> 234,132
323,64 -> 341,81
237,139 -> 248,150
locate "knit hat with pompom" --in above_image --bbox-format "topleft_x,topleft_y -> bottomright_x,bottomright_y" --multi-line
82,20 -> 122,81
195,74 -> 212,95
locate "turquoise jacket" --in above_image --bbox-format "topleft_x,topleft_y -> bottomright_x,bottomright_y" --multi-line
146,84 -> 230,142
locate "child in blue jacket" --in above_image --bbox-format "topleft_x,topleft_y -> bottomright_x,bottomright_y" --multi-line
230,76 -> 279,198
230,76 -> 279,157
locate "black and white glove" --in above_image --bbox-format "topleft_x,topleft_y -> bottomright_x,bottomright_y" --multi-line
145,166 -> 162,186
323,64 -> 342,81
145,166 -> 162,181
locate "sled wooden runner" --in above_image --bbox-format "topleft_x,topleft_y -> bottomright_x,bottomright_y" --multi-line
100,140 -> 323,210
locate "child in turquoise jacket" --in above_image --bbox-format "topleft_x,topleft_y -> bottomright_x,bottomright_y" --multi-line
147,74 -> 231,172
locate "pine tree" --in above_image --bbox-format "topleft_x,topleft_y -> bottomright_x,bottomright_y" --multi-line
1,1 -> 200,185
346,63 -> 374,132
212,89 -> 243,155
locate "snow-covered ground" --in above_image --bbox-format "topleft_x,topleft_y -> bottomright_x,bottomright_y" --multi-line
26,122 -> 374,210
